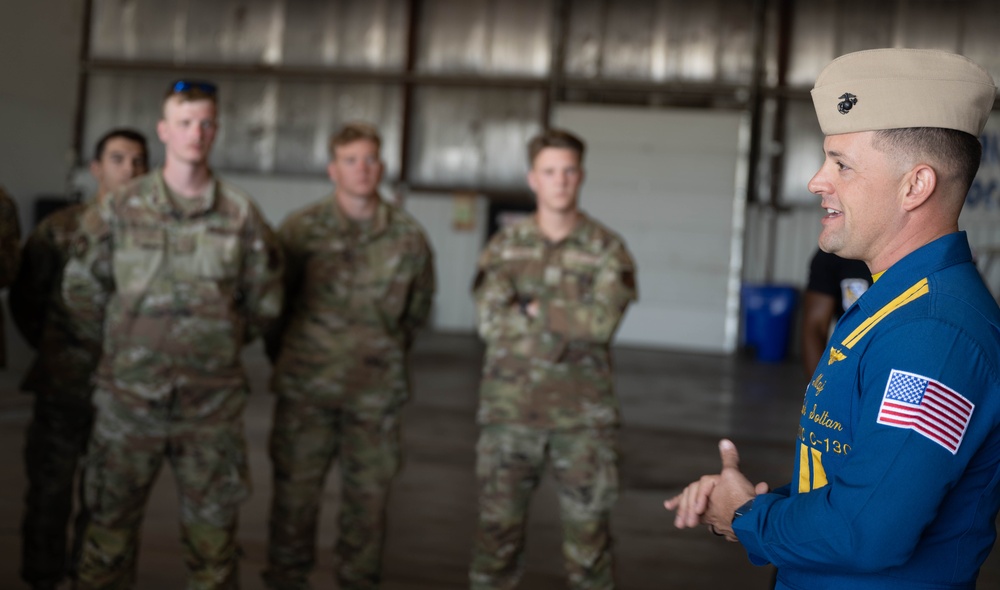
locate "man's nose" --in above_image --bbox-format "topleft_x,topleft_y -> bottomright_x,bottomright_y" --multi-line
807,168 -> 828,196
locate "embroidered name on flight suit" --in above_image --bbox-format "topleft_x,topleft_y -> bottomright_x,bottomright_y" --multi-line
800,278 -> 930,493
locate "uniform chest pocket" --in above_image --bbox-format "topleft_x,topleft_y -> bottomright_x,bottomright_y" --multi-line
113,227 -> 165,295
172,229 -> 241,280
370,252 -> 419,320
560,251 -> 601,300
194,231 -> 241,279
304,242 -> 354,303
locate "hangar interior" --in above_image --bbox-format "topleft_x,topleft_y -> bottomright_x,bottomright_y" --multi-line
1,1 -> 999,588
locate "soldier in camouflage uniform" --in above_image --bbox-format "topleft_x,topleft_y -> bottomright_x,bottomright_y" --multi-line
470,129 -> 637,590
13,128 -> 148,590
263,122 -> 435,590
0,185 -> 22,368
63,80 -> 284,589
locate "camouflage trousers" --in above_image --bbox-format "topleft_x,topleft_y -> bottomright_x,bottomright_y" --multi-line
21,390 -> 95,588
75,389 -> 251,590
470,424 -> 619,590
262,397 -> 402,590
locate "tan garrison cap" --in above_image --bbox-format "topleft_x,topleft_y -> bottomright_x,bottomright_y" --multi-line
811,48 -> 996,136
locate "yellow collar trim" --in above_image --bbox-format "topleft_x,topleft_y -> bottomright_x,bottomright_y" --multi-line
841,278 -> 928,350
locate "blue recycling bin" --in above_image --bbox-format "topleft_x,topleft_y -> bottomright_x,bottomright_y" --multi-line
741,284 -> 799,363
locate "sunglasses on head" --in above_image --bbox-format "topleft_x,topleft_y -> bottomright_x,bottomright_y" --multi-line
169,80 -> 218,96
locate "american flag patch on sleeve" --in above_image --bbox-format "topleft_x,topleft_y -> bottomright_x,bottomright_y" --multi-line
876,369 -> 973,454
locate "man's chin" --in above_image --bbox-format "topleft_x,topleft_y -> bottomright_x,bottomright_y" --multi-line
344,187 -> 378,199
818,237 -> 855,259
817,235 -> 839,255
179,152 -> 210,166
540,197 -> 577,211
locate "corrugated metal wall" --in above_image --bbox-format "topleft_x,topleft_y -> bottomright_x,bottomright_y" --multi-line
79,0 -> 1000,299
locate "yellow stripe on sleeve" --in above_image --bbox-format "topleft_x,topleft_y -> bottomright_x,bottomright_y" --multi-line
810,447 -> 828,490
799,443 -> 811,493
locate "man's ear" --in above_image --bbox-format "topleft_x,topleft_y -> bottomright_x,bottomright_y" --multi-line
156,118 -> 169,145
526,169 -> 538,194
327,160 -> 338,185
901,164 -> 937,212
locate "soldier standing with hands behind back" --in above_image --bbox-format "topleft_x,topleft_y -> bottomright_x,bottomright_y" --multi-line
64,80 -> 284,589
263,122 -> 435,590
13,128 -> 148,590
470,128 -> 637,590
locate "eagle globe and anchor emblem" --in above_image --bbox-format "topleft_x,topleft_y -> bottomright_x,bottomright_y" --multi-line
838,92 -> 858,114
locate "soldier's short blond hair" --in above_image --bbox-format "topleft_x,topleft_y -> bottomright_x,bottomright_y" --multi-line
329,122 -> 382,159
527,129 -> 586,167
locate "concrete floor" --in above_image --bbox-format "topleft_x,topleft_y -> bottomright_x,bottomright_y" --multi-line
2,329 -> 999,589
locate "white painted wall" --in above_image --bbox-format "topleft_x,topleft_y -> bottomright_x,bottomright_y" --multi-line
404,193 -> 487,332
743,203 -> 820,288
554,105 -> 747,353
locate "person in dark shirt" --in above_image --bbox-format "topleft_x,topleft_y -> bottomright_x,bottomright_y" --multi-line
801,249 -> 871,378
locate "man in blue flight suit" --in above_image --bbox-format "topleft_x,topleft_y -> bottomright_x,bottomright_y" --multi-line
666,48 -> 1000,589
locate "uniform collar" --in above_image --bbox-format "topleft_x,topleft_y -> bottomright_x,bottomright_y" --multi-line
150,168 -> 218,218
326,193 -> 390,238
853,232 -> 972,315
526,211 -> 594,246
